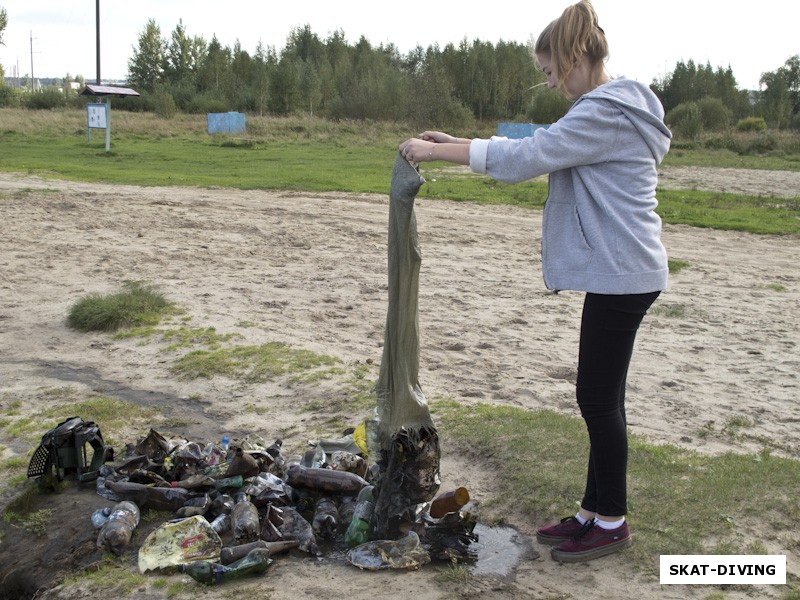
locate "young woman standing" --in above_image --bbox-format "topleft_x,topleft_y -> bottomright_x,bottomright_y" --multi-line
399,0 -> 671,562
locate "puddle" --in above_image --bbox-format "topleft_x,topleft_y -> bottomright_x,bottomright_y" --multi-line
470,523 -> 533,578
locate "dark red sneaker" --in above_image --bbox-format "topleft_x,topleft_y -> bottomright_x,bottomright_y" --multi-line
535,516 -> 591,546
551,520 -> 631,562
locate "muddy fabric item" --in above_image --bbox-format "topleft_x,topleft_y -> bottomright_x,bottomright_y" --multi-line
373,426 -> 441,538
372,153 -> 441,538
421,510 -> 480,561
374,153 -> 434,447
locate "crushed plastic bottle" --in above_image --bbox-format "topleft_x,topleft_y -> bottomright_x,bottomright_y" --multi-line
219,539 -> 298,565
312,497 -> 339,539
225,447 -> 260,478
96,500 -> 140,555
346,531 -> 431,570
176,493 -> 212,518
231,492 -> 259,542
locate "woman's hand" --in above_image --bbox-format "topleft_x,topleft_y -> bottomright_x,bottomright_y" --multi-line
399,138 -> 435,163
399,132 -> 471,166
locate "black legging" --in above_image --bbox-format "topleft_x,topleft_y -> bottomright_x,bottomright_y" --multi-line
576,291 -> 660,517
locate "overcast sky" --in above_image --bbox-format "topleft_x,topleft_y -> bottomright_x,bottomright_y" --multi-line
1,1 -> 798,90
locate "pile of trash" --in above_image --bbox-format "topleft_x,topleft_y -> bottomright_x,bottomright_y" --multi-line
73,423 -> 478,585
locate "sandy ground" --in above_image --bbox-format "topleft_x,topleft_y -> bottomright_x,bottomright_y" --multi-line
0,166 -> 798,599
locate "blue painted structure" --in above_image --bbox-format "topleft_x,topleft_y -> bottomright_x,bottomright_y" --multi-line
207,112 -> 246,135
497,122 -> 550,139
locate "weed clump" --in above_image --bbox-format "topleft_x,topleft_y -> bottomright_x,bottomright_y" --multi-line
66,281 -> 171,332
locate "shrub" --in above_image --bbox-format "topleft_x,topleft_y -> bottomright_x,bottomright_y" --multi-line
66,281 -> 171,332
666,101 -> 703,138
697,96 -> 732,132
22,88 -> 67,110
703,134 -> 739,152
184,91 -> 228,115
742,132 -> 777,155
0,85 -> 20,107
153,92 -> 177,120
736,117 -> 767,132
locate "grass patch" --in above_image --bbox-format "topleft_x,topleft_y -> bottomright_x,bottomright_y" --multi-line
649,302 -> 690,318
1,109 -> 797,235
170,341 -> 340,383
61,562 -> 148,596
435,400 -> 800,578
67,281 -> 172,332
764,282 -> 789,292
0,391 -> 160,451
159,326 -> 240,351
668,259 -> 691,274
655,188 -> 800,234
2,481 -> 61,535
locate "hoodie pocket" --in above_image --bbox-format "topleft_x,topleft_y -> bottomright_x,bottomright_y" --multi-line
543,200 -> 594,270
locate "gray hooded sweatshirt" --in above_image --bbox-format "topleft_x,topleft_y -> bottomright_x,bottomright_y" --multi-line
469,77 -> 672,294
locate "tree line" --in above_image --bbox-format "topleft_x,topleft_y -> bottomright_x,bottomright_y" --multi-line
125,20 -> 800,132
1,15 -> 798,133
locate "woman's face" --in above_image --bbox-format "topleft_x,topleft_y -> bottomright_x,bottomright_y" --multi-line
536,53 -> 590,101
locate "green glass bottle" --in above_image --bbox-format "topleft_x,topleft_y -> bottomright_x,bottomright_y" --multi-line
344,485 -> 375,548
181,547 -> 272,585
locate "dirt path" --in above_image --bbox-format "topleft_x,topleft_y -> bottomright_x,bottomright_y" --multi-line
0,167 -> 797,599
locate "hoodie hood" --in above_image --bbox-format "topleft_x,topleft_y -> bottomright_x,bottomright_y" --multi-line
578,77 -> 672,163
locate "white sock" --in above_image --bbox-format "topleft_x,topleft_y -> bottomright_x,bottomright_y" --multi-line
594,517 -> 625,530
574,512 -> 589,525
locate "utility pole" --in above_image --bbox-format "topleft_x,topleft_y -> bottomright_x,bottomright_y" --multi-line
95,0 -> 101,84
29,30 -> 34,89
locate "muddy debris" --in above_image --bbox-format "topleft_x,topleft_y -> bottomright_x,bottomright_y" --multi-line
0,418 -> 482,598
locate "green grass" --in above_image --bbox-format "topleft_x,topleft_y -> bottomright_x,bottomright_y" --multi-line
66,281 -> 173,332
434,400 -> 800,580
61,562 -> 149,596
1,108 -> 798,235
170,341 -> 341,383
668,259 -> 690,274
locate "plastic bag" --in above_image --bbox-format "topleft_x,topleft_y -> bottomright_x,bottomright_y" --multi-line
137,515 -> 222,573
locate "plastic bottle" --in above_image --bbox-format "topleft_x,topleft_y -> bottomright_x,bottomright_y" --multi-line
104,480 -> 190,512
176,493 -> 212,518
172,473 -> 214,490
344,485 -> 374,548
221,436 -> 230,452
231,492 -> 260,542
210,513 -> 231,535
210,493 -> 234,516
96,500 -> 140,555
213,475 -> 244,490
219,539 -> 299,565
90,506 -> 112,529
180,547 -> 272,585
429,487 -> 470,518
224,447 -> 259,478
301,446 -> 326,468
285,464 -> 368,495
312,497 -> 339,539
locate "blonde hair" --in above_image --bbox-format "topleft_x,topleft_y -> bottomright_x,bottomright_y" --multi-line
534,0 -> 608,92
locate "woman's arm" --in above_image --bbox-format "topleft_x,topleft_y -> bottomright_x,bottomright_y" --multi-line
399,132 -> 471,165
